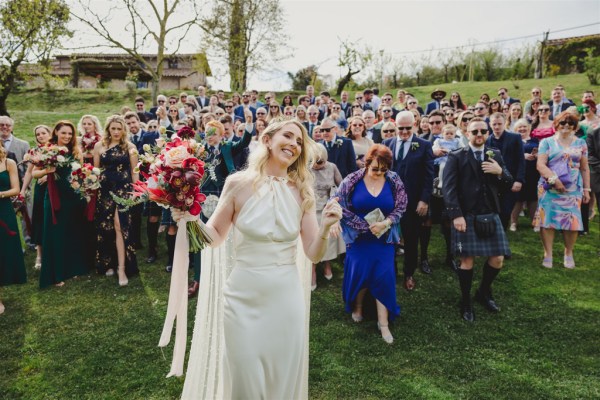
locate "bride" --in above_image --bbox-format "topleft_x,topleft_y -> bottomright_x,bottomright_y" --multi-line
168,118 -> 342,399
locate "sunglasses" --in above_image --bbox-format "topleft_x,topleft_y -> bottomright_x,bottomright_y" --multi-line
461,117 -> 473,123
225,105 -> 233,108
333,107 -> 341,110
469,129 -> 488,135
498,92 -> 505,96
532,102 -> 541,105
408,102 -> 417,105
270,106 -> 279,109
445,113 -> 454,116
382,129 -> 395,133
474,107 -> 485,111
158,100 -> 165,103
169,109 -> 178,112
538,108 -> 550,112
397,126 -> 412,131
351,124 -> 364,127
148,125 -> 157,129
257,113 -> 266,116
216,112 -> 224,115
353,105 -> 362,108
356,96 -> 363,100
382,109 -> 392,113
429,120 -> 443,125
558,120 -> 577,127
320,127 -> 333,132
308,112 -> 318,116
370,166 -> 388,173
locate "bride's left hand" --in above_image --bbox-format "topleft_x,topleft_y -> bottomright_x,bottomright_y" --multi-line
322,197 -> 342,228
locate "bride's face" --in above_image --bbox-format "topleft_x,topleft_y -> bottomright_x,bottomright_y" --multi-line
265,123 -> 303,166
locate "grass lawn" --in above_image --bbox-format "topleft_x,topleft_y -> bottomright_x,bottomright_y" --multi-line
1,215 -> 599,399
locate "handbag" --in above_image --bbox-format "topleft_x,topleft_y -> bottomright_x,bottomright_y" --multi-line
364,208 -> 390,239
542,157 -> 572,190
474,213 -> 496,238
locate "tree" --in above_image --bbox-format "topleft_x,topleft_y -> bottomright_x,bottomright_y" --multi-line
71,0 -> 199,104
199,0 -> 289,92
0,0 -> 71,116
288,65 -> 321,91
336,39 -> 372,95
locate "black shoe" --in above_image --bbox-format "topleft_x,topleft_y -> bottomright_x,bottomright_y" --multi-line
474,290 -> 500,313
146,255 -> 157,264
447,258 -> 459,272
165,265 -> 172,273
460,301 -> 475,322
420,260 -> 432,275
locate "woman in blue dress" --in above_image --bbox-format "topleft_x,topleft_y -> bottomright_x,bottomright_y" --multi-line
337,144 -> 407,344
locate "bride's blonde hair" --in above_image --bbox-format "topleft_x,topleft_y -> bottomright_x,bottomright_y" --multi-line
244,117 -> 317,211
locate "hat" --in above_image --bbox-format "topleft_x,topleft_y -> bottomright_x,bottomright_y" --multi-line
431,88 -> 447,99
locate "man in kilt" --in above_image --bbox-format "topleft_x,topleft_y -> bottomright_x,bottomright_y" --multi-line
442,117 -> 514,322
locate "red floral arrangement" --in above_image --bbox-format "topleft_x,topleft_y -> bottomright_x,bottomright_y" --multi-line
81,131 -> 101,160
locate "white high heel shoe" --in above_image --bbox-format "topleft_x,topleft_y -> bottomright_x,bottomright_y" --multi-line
377,322 -> 394,344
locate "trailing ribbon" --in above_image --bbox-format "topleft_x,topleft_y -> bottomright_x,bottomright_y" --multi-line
47,173 -> 61,224
85,191 -> 97,221
158,211 -> 197,377
18,204 -> 32,236
0,219 -> 16,236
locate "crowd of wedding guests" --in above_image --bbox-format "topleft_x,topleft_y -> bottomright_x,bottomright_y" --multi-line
0,84 -> 598,340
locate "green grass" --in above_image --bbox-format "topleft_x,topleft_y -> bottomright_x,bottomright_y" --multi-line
1,216 -> 599,399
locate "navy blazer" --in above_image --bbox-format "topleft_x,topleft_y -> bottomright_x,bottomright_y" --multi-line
425,100 -> 440,116
233,105 -> 257,122
384,135 -> 434,211
486,131 -> 525,184
546,101 -> 571,120
320,136 -> 357,178
130,129 -> 158,154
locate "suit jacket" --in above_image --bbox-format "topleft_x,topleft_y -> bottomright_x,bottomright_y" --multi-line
130,129 -> 158,154
319,136 -> 357,178
502,97 -> 520,106
366,127 -> 382,144
546,101 -> 571,120
4,135 -> 29,178
233,105 -> 257,122
425,100 -> 440,116
442,146 -> 514,219
137,111 -> 153,123
587,126 -> 600,192
486,131 -> 525,184
196,96 -> 210,108
384,135 -> 434,211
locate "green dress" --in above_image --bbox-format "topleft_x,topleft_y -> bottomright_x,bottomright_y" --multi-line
0,167 -> 26,286
39,165 -> 89,288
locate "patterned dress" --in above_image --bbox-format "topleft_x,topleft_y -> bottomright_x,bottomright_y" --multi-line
537,137 -> 587,231
95,145 -> 138,275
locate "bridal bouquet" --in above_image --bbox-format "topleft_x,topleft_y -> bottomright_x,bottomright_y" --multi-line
81,131 -> 101,159
69,162 -> 102,221
112,127 -> 211,252
25,144 -> 74,224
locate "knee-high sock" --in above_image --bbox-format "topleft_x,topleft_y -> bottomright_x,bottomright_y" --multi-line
147,221 -> 159,255
193,251 -> 201,282
441,223 -> 452,260
456,268 -> 474,304
479,262 -> 501,297
419,225 -> 431,261
166,233 -> 176,265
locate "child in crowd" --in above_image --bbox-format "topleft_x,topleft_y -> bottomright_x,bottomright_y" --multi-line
433,124 -> 463,191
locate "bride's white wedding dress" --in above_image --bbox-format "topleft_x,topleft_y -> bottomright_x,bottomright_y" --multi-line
181,176 -> 311,399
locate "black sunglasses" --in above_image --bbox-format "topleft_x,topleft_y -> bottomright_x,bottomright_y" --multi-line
470,129 -> 488,135
558,120 -> 577,127
320,127 -> 333,132
397,126 -> 412,131
429,120 -> 443,125
382,129 -> 395,133
461,117 -> 473,122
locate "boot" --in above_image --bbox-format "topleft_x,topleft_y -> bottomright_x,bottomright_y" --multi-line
456,268 -> 474,322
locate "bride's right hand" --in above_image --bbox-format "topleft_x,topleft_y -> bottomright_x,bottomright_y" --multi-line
171,208 -> 184,222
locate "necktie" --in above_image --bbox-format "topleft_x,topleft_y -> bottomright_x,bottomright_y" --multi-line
133,135 -> 139,144
397,140 -> 406,160
309,124 -> 314,135
474,150 -> 483,163
554,104 -> 560,118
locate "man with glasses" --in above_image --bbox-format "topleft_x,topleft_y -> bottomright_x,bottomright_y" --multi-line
384,111 -> 434,291
298,95 -> 312,111
380,93 -> 399,119
234,91 -> 256,122
305,105 -> 321,137
319,118 -> 357,178
306,85 -> 316,104
443,117 -> 513,322
497,87 -> 519,107
196,85 -> 209,108
425,88 -> 447,115
134,96 -> 153,123
406,96 -> 423,116
473,101 -> 489,122
150,94 -> 167,119
363,89 -> 374,110
486,112 -> 525,230
355,92 -> 371,112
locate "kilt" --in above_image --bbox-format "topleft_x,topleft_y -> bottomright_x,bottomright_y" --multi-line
451,213 -> 511,257
143,200 -> 163,217
160,208 -> 176,227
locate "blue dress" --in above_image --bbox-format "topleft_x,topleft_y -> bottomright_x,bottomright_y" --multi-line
342,180 -> 400,320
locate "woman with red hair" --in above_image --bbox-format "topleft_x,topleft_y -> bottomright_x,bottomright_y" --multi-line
337,144 -> 407,344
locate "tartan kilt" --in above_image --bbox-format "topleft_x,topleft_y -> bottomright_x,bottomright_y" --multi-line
143,200 -> 164,217
451,213 -> 511,257
161,208 -> 176,227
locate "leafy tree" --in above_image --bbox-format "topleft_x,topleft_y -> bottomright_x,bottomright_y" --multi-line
570,47 -> 600,85
71,0 -> 199,104
199,0 -> 289,92
336,39 -> 372,95
288,65 -> 321,91
0,0 -> 71,115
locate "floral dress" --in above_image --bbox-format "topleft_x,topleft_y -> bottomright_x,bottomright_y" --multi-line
95,145 -> 138,275
536,137 -> 587,231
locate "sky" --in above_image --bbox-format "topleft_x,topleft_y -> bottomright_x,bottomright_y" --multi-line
66,0 -> 600,91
